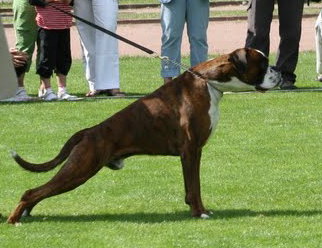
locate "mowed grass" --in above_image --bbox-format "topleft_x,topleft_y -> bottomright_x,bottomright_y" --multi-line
0,52 -> 322,247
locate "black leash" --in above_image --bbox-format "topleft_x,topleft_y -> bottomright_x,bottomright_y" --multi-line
48,3 -> 155,56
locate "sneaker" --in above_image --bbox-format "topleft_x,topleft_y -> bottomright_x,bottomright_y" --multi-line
0,96 -> 26,102
317,74 -> 322,82
38,88 -> 45,98
57,90 -> 78,100
39,88 -> 58,101
0,88 -> 33,102
280,80 -> 298,90
15,87 -> 32,100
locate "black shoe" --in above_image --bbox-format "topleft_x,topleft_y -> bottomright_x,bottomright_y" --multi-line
280,81 -> 298,90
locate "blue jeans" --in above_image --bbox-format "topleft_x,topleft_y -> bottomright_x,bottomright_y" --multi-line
161,0 -> 209,78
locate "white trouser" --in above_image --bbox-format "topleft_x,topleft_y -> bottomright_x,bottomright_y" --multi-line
74,0 -> 120,91
0,18 -> 17,100
315,11 -> 322,74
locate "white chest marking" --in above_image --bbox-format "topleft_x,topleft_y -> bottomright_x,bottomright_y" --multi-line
207,84 -> 222,131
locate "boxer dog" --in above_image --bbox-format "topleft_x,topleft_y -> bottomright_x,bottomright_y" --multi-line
7,48 -> 281,224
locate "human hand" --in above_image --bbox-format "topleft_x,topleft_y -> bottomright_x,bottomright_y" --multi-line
10,48 -> 29,68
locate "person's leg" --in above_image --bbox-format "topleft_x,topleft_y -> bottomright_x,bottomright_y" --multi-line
276,0 -> 304,89
186,0 -> 209,67
160,0 -> 186,82
36,29 -> 57,100
13,0 -> 37,95
74,0 -> 96,92
245,0 -> 274,56
55,29 -> 76,99
315,11 -> 322,81
56,29 -> 72,88
92,0 -> 120,91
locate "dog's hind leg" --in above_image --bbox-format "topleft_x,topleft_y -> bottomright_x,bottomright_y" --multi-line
7,142 -> 105,224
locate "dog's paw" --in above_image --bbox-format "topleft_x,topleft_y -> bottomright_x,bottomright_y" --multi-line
192,210 -> 213,219
200,213 -> 210,219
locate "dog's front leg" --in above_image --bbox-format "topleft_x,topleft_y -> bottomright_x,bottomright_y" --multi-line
180,147 -> 210,218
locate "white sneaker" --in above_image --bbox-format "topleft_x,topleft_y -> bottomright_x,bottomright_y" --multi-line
39,88 -> 58,101
0,96 -> 26,102
16,87 -> 32,100
57,90 -> 77,100
317,74 -> 322,82
38,88 -> 45,98
0,88 -> 33,102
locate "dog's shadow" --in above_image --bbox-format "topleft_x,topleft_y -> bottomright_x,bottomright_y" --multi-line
2,209 -> 322,224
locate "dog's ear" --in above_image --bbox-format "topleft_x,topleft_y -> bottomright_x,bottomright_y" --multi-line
228,49 -> 248,74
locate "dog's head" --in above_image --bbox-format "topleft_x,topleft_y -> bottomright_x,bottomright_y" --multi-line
197,48 -> 282,92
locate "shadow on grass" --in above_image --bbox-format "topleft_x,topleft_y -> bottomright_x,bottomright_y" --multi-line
0,92 -> 146,105
3,209 -> 322,224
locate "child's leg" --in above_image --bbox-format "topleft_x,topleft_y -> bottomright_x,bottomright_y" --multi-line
57,73 -> 66,89
36,28 -> 60,100
56,29 -> 72,86
40,77 -> 51,89
56,73 -> 76,99
37,28 -> 57,89
55,29 -> 74,99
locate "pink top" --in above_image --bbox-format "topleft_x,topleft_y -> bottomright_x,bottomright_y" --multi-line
35,2 -> 72,30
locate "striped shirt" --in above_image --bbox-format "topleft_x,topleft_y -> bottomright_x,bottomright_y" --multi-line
35,2 -> 72,30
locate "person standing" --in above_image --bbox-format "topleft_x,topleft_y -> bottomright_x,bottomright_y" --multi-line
12,0 -> 38,99
315,9 -> 322,82
160,0 -> 210,84
245,0 -> 305,90
73,0 -> 124,97
30,0 -> 76,100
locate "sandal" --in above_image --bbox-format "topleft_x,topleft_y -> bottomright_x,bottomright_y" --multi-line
85,89 -> 126,97
85,90 -> 106,97
104,89 -> 126,97
85,90 -> 97,97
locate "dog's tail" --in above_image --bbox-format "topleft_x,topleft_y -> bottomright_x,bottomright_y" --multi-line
11,130 -> 86,172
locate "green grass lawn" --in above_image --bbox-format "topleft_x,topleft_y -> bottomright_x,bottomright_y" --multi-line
0,52 -> 322,247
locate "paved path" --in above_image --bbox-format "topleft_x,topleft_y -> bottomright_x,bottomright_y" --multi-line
4,18 -> 316,59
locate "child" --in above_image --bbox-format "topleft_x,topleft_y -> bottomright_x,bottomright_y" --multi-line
29,0 -> 76,100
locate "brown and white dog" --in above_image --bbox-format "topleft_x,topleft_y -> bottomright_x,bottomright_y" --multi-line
7,48 -> 281,224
